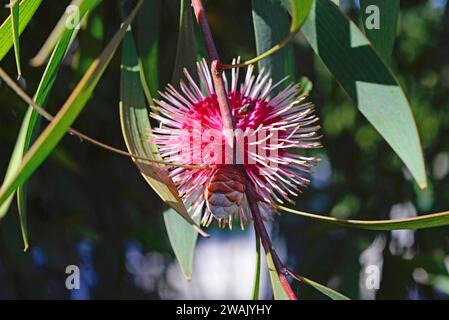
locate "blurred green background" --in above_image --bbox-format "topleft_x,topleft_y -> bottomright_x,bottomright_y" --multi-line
0,0 -> 448,299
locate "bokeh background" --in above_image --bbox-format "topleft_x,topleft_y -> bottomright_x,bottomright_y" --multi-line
1,0 -> 449,299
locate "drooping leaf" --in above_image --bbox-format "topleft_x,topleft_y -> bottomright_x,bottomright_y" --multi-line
0,1 -> 143,217
297,275 -> 350,300
0,0 -> 101,250
0,0 -> 42,62
252,0 -> 295,87
163,208 -> 200,279
119,23 -> 207,238
279,205 -> 449,230
360,0 -> 400,66
301,0 -> 426,188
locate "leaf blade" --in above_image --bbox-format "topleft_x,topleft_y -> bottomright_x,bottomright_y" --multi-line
298,275 -> 350,300
0,0 -> 43,62
301,0 -> 426,188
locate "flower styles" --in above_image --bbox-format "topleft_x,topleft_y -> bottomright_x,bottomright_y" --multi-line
151,59 -> 321,229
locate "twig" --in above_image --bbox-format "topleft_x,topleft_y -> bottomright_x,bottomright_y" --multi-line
246,184 -> 298,300
191,0 -> 236,155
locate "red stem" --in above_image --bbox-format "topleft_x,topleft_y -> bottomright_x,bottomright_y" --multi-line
191,0 -> 235,141
191,0 -> 297,300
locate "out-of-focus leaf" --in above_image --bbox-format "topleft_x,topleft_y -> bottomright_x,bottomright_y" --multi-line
136,0 -> 160,102
279,205 -> 449,230
0,0 -> 100,250
10,0 -> 22,78
301,0 -> 426,188
266,252 -> 290,300
172,0 -> 197,84
0,1 -> 143,218
119,24 -> 207,238
0,0 -> 42,62
252,0 -> 295,87
290,0 -> 313,32
360,0 -> 399,65
163,208 -> 200,279
297,275 -> 350,300
30,0 -> 101,66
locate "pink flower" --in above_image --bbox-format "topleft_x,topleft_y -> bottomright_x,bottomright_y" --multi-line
151,59 -> 321,229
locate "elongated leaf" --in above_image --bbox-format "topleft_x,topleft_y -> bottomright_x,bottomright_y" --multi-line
252,232 -> 261,300
172,0 -> 197,84
10,0 -> 22,77
291,0 -> 313,32
279,205 -> 449,230
163,209 -> 200,279
0,1 -> 142,215
360,0 -> 399,65
266,252 -> 290,300
30,0 -> 101,67
252,0 -> 295,87
0,0 -> 100,251
136,0 -> 160,101
297,275 -> 350,300
301,0 -> 426,188
0,0 -> 42,62
119,24 -> 207,238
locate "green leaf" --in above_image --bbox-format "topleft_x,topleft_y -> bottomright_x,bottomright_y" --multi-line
163,208 -> 200,279
266,252 -> 290,300
0,0 -> 101,251
290,0 -> 314,32
10,0 -> 22,78
136,0 -> 160,101
30,0 -> 96,67
0,1 -> 143,220
172,0 -> 198,84
279,205 -> 449,230
301,0 -> 426,188
0,0 -> 42,62
252,0 -> 295,86
297,275 -> 350,300
119,23 -> 207,238
360,0 -> 399,66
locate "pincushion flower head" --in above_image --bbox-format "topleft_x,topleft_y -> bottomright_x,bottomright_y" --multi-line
151,59 -> 322,229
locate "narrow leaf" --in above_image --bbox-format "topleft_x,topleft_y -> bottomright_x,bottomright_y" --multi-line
0,1 -> 143,217
297,275 -> 350,300
10,0 -> 22,78
301,0 -> 426,188
0,0 -> 43,62
360,0 -> 399,66
252,232 -> 261,300
30,0 -> 102,67
172,0 -> 198,84
279,205 -> 449,230
0,0 -> 99,251
119,24 -> 207,237
163,209 -> 200,279
252,0 -> 295,87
